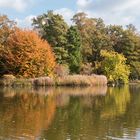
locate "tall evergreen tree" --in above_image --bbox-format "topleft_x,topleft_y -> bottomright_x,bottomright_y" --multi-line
66,26 -> 82,73
32,11 -> 69,64
72,12 -> 94,62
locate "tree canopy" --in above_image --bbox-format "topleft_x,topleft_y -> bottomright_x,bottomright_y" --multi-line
0,28 -> 56,78
100,50 -> 130,83
32,11 -> 69,65
1,12 -> 140,82
66,26 -> 82,73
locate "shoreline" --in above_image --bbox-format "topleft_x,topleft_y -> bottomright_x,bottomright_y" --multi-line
1,74 -> 139,88
0,75 -> 107,87
129,80 -> 140,85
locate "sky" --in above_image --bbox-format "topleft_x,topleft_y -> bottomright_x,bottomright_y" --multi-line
0,0 -> 140,29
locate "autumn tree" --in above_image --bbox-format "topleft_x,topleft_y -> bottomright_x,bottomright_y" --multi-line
0,15 -> 16,75
32,11 -> 69,64
0,15 -> 15,45
0,28 -> 56,78
72,13 -> 112,68
100,50 -> 130,83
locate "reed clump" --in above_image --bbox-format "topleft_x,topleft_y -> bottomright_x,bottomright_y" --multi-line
56,75 -> 107,86
0,74 -> 107,87
0,74 -> 16,86
31,77 -> 55,86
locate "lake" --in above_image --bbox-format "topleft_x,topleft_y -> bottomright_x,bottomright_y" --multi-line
0,85 -> 140,140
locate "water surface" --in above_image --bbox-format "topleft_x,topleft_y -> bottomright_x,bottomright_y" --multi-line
0,85 -> 140,140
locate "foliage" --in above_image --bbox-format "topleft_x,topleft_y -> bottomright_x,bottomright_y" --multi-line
0,15 -> 16,75
100,50 -> 130,83
91,18 -> 113,66
1,13 -> 140,82
80,63 -> 93,75
72,13 -> 112,65
122,29 -> 140,79
72,13 -> 140,80
0,28 -> 56,78
72,12 -> 94,62
107,25 -> 140,79
66,26 -> 82,73
0,15 -> 16,45
32,10 -> 69,64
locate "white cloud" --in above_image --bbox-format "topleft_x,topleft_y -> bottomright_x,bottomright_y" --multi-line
77,0 -> 94,10
15,15 -> 35,28
76,0 -> 140,29
52,0 -> 140,29
0,0 -> 32,12
16,8 -> 74,28
5,0 -> 140,30
15,8 -> 74,28
54,8 -> 75,25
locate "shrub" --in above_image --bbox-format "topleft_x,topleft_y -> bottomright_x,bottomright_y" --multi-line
54,64 -> 69,77
100,50 -> 130,83
0,28 -> 56,78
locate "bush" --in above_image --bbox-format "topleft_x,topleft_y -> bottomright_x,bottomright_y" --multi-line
100,50 -> 130,83
0,28 -> 56,78
54,64 -> 69,77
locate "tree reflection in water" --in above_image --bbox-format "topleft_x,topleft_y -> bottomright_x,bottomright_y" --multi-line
0,85 -> 140,140
0,87 -> 56,139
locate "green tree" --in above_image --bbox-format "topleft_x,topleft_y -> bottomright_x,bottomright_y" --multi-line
100,50 -> 130,83
72,13 -> 113,70
66,26 -> 82,73
122,27 -> 140,79
32,11 -> 69,64
107,25 -> 140,79
72,12 -> 95,62
91,18 -> 113,72
106,25 -> 124,53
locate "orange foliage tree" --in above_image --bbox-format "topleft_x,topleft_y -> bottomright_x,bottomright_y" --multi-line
0,15 -> 16,45
0,28 -> 56,78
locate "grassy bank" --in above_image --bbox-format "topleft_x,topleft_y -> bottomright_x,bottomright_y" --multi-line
0,74 -> 107,87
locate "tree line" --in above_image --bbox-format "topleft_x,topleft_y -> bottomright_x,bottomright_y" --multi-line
1,11 -> 140,83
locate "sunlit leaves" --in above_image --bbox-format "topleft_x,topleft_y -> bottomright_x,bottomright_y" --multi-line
0,28 -> 56,78
101,50 -> 130,83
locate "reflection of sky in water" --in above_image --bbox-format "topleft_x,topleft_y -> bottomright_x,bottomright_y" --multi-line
136,129 -> 140,140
